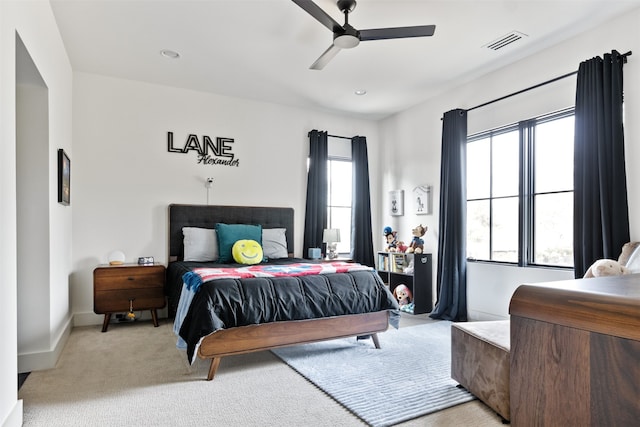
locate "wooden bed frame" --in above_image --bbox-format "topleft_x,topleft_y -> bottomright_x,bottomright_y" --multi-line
168,204 -> 391,380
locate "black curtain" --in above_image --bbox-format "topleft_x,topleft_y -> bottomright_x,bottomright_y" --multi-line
573,50 -> 629,278
303,130 -> 328,257
351,136 -> 375,267
430,109 -> 468,322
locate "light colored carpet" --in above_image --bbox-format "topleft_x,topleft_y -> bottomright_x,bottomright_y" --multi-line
18,318 -> 504,426
272,320 -> 474,427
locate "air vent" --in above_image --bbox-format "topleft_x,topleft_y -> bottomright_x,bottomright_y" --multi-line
484,31 -> 528,51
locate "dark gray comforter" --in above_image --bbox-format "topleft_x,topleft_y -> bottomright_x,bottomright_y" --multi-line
172,260 -> 400,362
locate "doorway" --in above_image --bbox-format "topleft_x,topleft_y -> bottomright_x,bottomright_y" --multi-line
15,33 -> 51,373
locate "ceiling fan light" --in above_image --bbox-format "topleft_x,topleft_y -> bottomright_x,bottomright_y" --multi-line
334,34 -> 360,49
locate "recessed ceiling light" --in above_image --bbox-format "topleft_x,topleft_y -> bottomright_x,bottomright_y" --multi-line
355,89 -> 367,96
160,49 -> 180,59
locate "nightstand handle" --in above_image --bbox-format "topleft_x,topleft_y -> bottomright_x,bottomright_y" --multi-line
127,277 -> 135,281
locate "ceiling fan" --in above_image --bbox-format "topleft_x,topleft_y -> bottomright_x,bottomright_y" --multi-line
292,0 -> 436,70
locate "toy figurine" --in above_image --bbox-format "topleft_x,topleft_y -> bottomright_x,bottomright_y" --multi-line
393,284 -> 413,307
383,226 -> 398,252
406,224 -> 427,254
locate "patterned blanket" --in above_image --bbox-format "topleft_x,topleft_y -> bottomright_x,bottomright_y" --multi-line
182,261 -> 372,292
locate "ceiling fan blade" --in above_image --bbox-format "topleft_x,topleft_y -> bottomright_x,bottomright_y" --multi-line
292,0 -> 343,33
310,44 -> 341,70
360,25 -> 436,41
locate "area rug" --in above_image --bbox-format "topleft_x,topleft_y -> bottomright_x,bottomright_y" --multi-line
271,320 -> 475,427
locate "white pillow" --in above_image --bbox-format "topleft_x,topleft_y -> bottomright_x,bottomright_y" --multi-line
625,245 -> 640,273
262,228 -> 288,259
182,227 -> 218,262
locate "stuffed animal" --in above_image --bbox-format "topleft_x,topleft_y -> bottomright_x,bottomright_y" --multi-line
618,242 -> 640,266
405,224 -> 427,254
403,259 -> 414,275
383,226 -> 398,252
583,258 -> 629,278
393,284 -> 413,307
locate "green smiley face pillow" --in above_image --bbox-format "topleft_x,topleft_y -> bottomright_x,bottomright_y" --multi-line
232,239 -> 264,265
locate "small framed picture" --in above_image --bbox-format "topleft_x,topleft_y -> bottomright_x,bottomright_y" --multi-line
413,185 -> 432,215
389,190 -> 404,216
57,149 -> 70,206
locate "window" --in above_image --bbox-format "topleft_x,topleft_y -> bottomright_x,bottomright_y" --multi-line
327,158 -> 352,254
466,109 -> 574,267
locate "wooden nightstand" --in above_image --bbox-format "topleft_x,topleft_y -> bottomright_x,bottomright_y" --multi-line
93,263 -> 166,332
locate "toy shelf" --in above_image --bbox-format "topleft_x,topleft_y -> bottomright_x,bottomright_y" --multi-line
376,252 -> 433,315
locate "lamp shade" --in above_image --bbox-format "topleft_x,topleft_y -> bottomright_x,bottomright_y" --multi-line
322,228 -> 341,243
108,250 -> 125,265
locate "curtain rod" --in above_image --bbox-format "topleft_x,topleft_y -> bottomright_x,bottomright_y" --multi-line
328,134 -> 352,140
466,50 -> 632,113
306,131 -> 352,140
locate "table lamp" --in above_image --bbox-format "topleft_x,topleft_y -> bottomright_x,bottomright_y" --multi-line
323,228 -> 341,260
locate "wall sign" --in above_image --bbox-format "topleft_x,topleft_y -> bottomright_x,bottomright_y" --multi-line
167,131 -> 240,167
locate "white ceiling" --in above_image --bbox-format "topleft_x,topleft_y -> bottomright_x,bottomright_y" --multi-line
50,0 -> 640,120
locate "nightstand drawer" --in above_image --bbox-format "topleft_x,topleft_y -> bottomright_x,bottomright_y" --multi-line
94,265 -> 164,291
94,288 -> 165,314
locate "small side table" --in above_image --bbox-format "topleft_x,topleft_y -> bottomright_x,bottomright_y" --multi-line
93,263 -> 166,332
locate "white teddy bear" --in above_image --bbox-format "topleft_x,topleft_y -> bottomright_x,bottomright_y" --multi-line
583,259 -> 629,278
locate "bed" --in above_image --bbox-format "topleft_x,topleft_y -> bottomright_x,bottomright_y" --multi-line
166,204 -> 400,380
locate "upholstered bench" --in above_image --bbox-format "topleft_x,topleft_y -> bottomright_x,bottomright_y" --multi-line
451,320 -> 510,421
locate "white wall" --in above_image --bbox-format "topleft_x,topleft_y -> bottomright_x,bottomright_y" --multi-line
70,73 -> 381,325
0,1 -> 73,426
379,8 -> 640,320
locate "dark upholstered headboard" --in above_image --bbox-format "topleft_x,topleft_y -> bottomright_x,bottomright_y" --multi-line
168,204 -> 294,262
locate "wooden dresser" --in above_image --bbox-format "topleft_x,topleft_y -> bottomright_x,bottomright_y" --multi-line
509,274 -> 640,426
93,263 -> 166,332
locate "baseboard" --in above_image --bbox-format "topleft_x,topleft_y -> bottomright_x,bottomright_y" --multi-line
1,399 -> 23,427
18,316 -> 72,373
